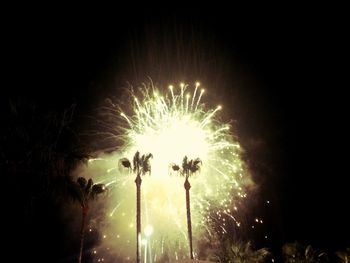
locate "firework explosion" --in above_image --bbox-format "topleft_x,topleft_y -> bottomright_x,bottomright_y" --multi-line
80,82 -> 253,262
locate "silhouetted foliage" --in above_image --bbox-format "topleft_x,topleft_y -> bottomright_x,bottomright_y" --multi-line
335,248 -> 350,263
120,151 -> 152,263
213,240 -> 270,263
282,242 -> 328,263
67,176 -> 106,263
171,156 -> 202,259
0,100 -> 91,262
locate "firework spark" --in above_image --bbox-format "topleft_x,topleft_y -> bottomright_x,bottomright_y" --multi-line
82,82 -> 253,262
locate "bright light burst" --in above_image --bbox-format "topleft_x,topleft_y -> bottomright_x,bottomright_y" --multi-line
84,82 -> 253,262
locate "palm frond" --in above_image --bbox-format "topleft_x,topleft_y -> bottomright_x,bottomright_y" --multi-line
141,154 -> 146,164
223,241 -> 270,263
189,165 -> 200,173
144,153 -> 153,173
133,151 -> 140,173
142,153 -> 153,174
77,177 -> 87,188
145,153 -> 153,161
182,156 -> 189,170
189,158 -> 202,174
193,158 -> 202,166
91,183 -> 106,198
143,163 -> 151,174
171,164 -> 180,171
119,158 -> 131,169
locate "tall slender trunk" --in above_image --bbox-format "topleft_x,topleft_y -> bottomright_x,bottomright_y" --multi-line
135,173 -> 142,263
184,177 -> 193,259
78,206 -> 88,263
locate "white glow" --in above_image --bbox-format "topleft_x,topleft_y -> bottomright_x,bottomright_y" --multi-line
144,225 -> 154,237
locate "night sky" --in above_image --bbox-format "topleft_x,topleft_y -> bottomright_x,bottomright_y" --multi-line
2,6 -> 348,262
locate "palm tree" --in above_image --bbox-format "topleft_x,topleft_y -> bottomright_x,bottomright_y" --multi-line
120,151 -> 153,263
171,156 -> 201,259
67,177 -> 106,263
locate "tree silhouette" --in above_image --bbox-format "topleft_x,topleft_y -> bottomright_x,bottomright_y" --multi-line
171,156 -> 201,259
67,177 -> 106,263
120,151 -> 153,263
1,100 -> 92,261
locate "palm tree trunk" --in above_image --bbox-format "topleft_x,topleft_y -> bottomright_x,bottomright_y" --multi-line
184,178 -> 193,259
78,206 -> 88,263
135,173 -> 142,263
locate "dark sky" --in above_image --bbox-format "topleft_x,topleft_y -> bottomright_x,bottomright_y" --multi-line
2,6 -> 348,261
